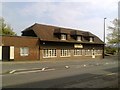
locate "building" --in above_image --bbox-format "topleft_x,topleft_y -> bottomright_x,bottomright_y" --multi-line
0,36 -> 39,61
0,23 -> 104,61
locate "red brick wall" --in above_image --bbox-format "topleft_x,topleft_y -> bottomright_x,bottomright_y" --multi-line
1,36 -> 40,61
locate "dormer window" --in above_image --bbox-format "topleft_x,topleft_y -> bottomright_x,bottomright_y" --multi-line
61,34 -> 67,40
77,36 -> 82,41
90,37 -> 94,42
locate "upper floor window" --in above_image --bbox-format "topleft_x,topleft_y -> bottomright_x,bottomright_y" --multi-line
61,34 -> 67,40
90,37 -> 94,42
77,36 -> 82,41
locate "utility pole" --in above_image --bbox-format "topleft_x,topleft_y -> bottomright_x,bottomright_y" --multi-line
103,18 -> 107,58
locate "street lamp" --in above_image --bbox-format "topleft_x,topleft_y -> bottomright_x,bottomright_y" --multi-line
103,18 -> 107,58
104,18 -> 107,43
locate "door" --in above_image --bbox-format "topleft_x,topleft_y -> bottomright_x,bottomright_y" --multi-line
2,46 -> 10,61
0,46 -> 2,60
92,48 -> 95,58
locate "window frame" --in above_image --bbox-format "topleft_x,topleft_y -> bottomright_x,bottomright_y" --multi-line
20,47 -> 29,56
89,37 -> 94,42
77,36 -> 82,41
43,49 -> 57,58
60,49 -> 71,57
85,49 -> 92,56
95,49 -> 102,55
61,34 -> 67,40
74,49 -> 82,56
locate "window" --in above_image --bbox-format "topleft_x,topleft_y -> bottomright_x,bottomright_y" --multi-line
85,49 -> 92,56
43,49 -> 57,58
61,49 -> 70,57
61,34 -> 67,40
95,50 -> 102,55
20,47 -> 29,56
90,37 -> 93,42
77,36 -> 82,41
74,49 -> 82,56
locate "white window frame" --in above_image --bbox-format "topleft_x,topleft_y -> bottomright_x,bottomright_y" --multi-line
10,46 -> 14,59
61,34 -> 67,40
20,47 -> 29,56
95,50 -> 102,55
85,49 -> 92,56
77,36 -> 82,41
60,49 -> 70,57
43,49 -> 57,58
74,49 -> 82,56
90,37 -> 93,42
0,46 -> 2,60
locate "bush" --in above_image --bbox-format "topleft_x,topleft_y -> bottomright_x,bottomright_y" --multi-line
105,47 -> 116,55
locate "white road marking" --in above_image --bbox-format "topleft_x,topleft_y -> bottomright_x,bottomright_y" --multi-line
106,73 -> 117,76
14,68 -> 55,75
42,68 -> 46,71
105,62 -> 109,65
9,70 -> 16,74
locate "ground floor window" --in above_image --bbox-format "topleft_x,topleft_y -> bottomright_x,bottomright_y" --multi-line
42,48 -> 102,58
74,49 -> 82,56
95,50 -> 102,55
43,49 -> 57,58
85,49 -> 92,56
61,49 -> 70,57
20,47 -> 29,56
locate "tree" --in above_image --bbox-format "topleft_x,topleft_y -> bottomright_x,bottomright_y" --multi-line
0,17 -> 16,36
106,18 -> 120,55
106,18 -> 119,45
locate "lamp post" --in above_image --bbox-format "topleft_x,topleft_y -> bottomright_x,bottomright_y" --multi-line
104,18 -> 107,43
103,18 -> 107,58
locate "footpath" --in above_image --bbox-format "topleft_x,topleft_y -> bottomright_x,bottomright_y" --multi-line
0,55 -> 118,75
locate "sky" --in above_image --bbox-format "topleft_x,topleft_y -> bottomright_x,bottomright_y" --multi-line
1,0 -> 119,42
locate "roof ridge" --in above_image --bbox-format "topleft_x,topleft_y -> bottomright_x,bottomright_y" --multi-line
34,23 -> 88,32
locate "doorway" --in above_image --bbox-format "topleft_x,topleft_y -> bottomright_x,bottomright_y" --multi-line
92,48 -> 95,58
2,46 -> 10,61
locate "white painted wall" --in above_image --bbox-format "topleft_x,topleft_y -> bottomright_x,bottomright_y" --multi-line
10,46 -> 14,59
0,46 -> 2,60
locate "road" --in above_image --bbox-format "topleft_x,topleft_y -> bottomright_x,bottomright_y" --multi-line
1,56 -> 119,88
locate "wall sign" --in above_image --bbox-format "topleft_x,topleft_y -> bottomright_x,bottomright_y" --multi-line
74,44 -> 83,48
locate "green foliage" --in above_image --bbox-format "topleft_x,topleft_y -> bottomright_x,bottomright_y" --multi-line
106,18 -> 119,44
0,17 -> 17,36
105,46 -> 117,55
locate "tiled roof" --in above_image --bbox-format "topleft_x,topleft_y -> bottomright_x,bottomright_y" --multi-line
22,23 -> 104,44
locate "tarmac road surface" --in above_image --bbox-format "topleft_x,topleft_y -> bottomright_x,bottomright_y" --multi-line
1,56 -> 119,88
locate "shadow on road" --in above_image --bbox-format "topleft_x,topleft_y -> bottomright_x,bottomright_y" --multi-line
3,72 -> 118,88
104,67 -> 119,73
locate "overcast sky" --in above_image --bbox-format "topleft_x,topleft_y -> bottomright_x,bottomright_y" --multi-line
1,0 -> 119,42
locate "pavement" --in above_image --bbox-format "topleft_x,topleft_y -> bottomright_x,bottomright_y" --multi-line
0,55 -> 119,75
1,55 -> 118,64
